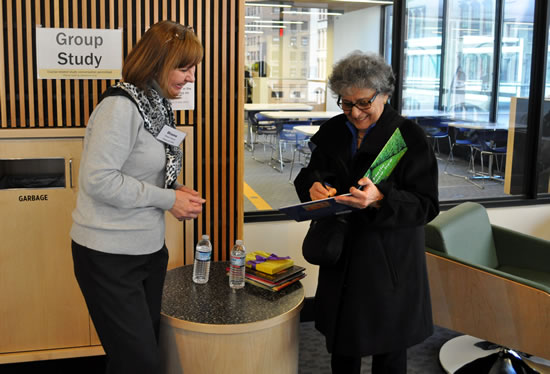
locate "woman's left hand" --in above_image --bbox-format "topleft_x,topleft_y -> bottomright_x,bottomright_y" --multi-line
176,185 -> 200,196
170,185 -> 205,221
334,177 -> 384,209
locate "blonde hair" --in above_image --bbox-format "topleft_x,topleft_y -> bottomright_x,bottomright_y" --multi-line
122,20 -> 203,99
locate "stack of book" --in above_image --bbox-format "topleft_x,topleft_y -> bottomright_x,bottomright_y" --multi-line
244,264 -> 306,292
244,251 -> 306,292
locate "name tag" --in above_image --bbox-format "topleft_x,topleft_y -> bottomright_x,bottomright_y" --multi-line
156,126 -> 186,146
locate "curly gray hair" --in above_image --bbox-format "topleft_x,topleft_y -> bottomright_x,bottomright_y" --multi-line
328,51 -> 395,97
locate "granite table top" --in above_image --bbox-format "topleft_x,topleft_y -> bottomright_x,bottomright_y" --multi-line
161,261 -> 304,325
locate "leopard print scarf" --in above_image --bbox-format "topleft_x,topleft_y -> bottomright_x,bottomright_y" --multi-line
114,82 -> 183,188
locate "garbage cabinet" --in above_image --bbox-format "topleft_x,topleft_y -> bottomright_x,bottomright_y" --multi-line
0,129 -> 104,363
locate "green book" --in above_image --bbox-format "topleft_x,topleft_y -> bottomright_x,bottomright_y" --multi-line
363,127 -> 408,184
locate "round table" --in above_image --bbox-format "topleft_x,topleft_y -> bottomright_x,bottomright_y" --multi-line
159,261 -> 304,374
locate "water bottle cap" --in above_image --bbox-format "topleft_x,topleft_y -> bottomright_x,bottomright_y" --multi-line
202,234 -> 209,240
235,240 -> 243,245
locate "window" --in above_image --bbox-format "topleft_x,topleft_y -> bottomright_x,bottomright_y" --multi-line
403,2 -> 442,111
244,3 -> 336,214
498,1 -> 534,122
400,0 -> 542,203
244,0 -> 547,218
537,12 -> 550,195
443,0 -> 495,120
290,36 -> 297,47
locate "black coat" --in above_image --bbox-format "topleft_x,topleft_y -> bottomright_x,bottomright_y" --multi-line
294,104 -> 439,356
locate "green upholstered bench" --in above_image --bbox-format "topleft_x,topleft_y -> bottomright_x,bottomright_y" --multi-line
424,201 -> 550,371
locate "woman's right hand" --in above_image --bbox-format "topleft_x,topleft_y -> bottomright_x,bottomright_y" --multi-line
309,181 -> 337,201
169,189 -> 206,221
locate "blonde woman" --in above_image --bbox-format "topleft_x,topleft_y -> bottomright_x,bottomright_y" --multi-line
71,21 -> 204,374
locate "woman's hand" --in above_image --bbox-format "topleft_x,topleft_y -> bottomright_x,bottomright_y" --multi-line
169,186 -> 206,221
334,177 -> 384,209
176,185 -> 200,196
309,181 -> 337,201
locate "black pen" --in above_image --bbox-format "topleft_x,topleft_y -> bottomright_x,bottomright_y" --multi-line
323,182 -> 337,198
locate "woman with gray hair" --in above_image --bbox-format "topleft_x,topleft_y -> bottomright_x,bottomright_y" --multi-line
294,51 -> 439,374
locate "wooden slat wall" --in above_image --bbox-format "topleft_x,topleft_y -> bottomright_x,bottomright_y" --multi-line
0,0 -> 244,262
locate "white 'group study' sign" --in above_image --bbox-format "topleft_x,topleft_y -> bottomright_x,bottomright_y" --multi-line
36,28 -> 122,79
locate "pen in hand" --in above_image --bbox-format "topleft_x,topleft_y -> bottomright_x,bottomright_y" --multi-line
323,182 -> 337,198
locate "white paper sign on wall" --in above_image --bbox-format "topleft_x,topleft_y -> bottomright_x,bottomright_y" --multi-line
170,83 -> 195,111
36,27 -> 122,80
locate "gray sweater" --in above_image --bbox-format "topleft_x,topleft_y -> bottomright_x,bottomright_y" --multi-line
71,95 -> 176,255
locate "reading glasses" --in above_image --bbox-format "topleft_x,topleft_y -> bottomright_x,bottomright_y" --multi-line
337,91 -> 379,112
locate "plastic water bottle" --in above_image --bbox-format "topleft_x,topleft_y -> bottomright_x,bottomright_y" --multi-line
192,235 -> 212,284
229,240 -> 246,289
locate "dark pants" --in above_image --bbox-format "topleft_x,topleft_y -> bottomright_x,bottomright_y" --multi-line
331,349 -> 407,374
72,241 -> 169,374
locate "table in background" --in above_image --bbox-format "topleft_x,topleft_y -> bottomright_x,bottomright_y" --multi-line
293,125 -> 320,137
402,109 -> 450,120
244,103 -> 314,113
254,111 -> 340,172
444,121 -> 508,131
159,262 -> 304,374
244,104 -> 314,150
257,110 -> 341,122
444,121 -> 509,185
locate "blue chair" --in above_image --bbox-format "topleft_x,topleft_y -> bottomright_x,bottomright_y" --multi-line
442,126 -> 485,188
270,121 -> 310,173
444,125 -> 481,170
250,112 -> 278,162
475,130 -> 508,182
417,117 -> 452,158
288,140 -> 313,182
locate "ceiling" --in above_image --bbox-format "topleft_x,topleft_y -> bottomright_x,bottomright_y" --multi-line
246,0 -> 389,14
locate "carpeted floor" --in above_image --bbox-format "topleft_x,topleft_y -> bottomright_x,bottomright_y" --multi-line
1,323 -> 460,373
299,322 -> 461,374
